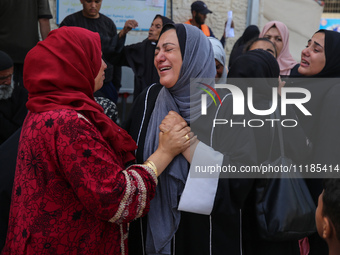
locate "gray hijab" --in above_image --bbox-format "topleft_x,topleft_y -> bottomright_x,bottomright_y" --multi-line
144,24 -> 216,254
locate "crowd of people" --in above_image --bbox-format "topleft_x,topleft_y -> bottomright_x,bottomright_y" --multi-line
1,0 -> 340,255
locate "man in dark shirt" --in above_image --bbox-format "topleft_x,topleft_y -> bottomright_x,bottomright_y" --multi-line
60,0 -> 138,103
0,0 -> 52,87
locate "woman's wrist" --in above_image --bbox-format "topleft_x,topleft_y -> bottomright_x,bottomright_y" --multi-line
145,148 -> 174,177
182,139 -> 199,163
144,160 -> 158,176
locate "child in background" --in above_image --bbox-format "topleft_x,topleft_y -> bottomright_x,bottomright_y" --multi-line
315,179 -> 340,255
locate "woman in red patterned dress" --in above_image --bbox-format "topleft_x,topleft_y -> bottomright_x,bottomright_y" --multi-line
1,26 -> 192,255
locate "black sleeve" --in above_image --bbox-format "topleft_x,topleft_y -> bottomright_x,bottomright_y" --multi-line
211,98 -> 257,209
209,27 -> 215,38
122,84 -> 162,163
0,88 -> 28,144
0,128 -> 21,250
112,49 -> 130,67
111,44 -> 137,67
220,35 -> 226,48
112,65 -> 122,92
282,105 -> 312,164
59,15 -> 72,27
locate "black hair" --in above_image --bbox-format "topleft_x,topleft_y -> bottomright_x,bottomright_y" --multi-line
323,179 -> 340,241
153,15 -> 174,26
0,50 -> 13,71
159,23 -> 175,36
158,23 -> 186,58
244,37 -> 277,58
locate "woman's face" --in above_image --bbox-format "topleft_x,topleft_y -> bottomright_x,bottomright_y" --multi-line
154,29 -> 182,89
298,32 -> 326,76
148,17 -> 163,42
94,58 -> 107,92
215,59 -> 224,78
249,40 -> 276,58
263,27 -> 283,56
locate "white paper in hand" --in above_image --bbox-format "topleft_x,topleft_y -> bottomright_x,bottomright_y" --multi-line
225,10 -> 234,38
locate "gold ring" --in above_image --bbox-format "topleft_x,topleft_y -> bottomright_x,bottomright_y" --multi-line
184,134 -> 190,141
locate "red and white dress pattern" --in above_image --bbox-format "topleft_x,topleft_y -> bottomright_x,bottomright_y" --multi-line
2,109 -> 156,255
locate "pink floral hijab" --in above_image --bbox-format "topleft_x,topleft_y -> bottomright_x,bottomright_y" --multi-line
260,21 -> 297,76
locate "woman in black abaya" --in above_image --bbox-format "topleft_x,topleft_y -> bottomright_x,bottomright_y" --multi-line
227,50 -> 312,255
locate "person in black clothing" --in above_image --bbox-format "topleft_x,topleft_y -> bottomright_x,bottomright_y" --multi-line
227,49 -> 312,255
0,128 -> 21,252
0,51 -> 28,145
116,15 -> 174,100
228,25 -> 260,68
60,0 -> 137,103
0,50 -> 28,251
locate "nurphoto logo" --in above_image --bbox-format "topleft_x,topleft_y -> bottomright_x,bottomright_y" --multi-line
197,82 -> 222,115
201,84 -> 311,116
196,79 -> 312,128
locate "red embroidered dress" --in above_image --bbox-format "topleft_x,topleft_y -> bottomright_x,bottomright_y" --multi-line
2,27 -> 157,254
3,109 -> 156,254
